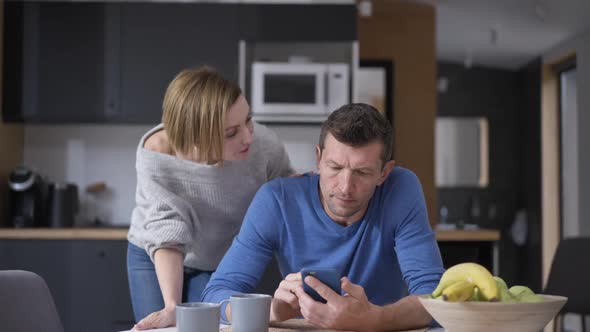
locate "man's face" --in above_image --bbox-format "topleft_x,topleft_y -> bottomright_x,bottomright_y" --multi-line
316,133 -> 395,225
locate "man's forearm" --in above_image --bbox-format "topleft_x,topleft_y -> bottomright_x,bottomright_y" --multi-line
154,248 -> 184,309
371,295 -> 433,331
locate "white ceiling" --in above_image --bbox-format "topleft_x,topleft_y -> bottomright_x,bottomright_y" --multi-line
428,0 -> 590,69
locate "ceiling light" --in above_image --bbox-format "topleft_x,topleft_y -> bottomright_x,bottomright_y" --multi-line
358,0 -> 372,17
490,27 -> 498,46
535,2 -> 547,21
464,49 -> 473,69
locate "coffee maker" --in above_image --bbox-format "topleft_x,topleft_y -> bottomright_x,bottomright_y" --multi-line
8,166 -> 48,228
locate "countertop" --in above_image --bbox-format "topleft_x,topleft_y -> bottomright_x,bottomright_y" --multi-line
0,228 -> 128,240
0,228 -> 500,241
435,229 -> 500,241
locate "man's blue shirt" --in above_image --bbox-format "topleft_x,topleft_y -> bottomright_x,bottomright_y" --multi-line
201,167 -> 444,309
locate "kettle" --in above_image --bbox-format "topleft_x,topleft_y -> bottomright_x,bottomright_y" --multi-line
8,166 -> 48,227
47,182 -> 79,228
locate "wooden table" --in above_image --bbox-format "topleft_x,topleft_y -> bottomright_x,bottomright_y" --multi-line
119,319 -> 438,332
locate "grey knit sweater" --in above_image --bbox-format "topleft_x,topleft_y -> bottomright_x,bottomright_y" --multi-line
127,122 -> 293,271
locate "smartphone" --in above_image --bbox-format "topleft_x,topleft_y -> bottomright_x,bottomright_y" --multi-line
300,268 -> 342,303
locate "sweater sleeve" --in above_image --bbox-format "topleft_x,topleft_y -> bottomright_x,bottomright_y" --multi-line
136,173 -> 194,262
391,170 -> 445,295
200,182 -> 281,320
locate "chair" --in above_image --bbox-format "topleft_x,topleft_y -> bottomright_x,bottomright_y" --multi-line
544,237 -> 590,332
0,270 -> 64,332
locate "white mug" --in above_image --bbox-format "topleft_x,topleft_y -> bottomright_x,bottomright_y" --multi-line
176,302 -> 221,332
221,293 -> 272,332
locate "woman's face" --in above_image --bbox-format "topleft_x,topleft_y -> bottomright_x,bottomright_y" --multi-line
222,95 -> 254,161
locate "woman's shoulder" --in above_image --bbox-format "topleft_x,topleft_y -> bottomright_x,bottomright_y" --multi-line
252,122 -> 280,143
250,122 -> 284,155
143,128 -> 174,155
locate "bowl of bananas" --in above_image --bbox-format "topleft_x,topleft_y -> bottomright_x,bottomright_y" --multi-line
418,262 -> 567,332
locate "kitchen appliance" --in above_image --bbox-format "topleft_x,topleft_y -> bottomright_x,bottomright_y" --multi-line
47,182 -> 79,228
251,62 -> 349,122
7,166 -> 48,228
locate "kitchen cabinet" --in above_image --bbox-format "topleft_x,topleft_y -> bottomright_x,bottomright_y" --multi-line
117,3 -> 240,123
0,229 -> 284,332
68,241 -> 134,331
2,2 -> 357,124
3,2 -> 109,123
238,4 -> 357,42
436,229 -> 500,275
0,239 -> 134,332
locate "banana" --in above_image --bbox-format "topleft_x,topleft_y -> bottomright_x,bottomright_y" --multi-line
469,286 -> 484,301
442,280 -> 475,302
432,262 -> 499,301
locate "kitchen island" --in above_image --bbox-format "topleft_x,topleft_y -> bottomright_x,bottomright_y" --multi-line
0,227 -> 499,332
0,227 -> 500,241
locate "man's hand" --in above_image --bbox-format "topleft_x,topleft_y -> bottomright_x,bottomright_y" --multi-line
293,276 -> 383,332
132,306 -> 175,330
270,272 -> 303,322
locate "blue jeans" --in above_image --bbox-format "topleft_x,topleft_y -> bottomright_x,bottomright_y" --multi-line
127,242 -> 213,322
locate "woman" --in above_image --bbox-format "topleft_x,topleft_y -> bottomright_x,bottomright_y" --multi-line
127,67 -> 293,330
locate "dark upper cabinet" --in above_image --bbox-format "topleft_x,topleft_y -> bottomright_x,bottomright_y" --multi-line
238,4 -> 357,42
3,2 -> 108,123
2,2 -> 356,124
117,3 -> 240,123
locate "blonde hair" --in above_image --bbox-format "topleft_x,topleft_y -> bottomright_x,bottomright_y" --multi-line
162,67 -> 241,164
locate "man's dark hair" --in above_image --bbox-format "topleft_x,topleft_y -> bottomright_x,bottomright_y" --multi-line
318,103 -> 393,166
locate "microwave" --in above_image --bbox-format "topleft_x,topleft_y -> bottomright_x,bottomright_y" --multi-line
251,62 -> 349,122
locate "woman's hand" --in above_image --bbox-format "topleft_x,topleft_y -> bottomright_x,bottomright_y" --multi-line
133,248 -> 183,330
133,306 -> 176,330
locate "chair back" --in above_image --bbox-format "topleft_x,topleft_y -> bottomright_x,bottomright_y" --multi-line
544,237 -> 590,315
0,270 -> 64,332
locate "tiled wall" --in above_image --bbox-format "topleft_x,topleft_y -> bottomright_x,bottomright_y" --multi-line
23,124 -> 320,226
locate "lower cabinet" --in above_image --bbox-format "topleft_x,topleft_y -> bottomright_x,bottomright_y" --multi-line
0,240 -> 135,332
438,241 -> 496,273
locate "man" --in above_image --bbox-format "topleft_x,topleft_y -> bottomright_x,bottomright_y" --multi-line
201,103 -> 444,331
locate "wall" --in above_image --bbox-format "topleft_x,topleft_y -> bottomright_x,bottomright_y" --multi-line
22,124 -> 319,226
560,69 -> 579,238
517,59 -> 543,292
541,29 -> 590,332
23,125 -> 150,226
358,0 -> 437,225
436,61 -> 545,289
437,62 -> 520,231
0,1 -> 25,226
544,27 -> 590,237
0,123 -> 24,226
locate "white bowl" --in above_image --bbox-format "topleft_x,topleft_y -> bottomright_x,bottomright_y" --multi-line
418,294 -> 567,332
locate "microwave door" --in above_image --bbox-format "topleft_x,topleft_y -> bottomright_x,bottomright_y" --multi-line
252,63 -> 326,115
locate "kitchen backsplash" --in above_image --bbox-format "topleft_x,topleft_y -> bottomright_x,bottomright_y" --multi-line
23,124 -> 319,226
